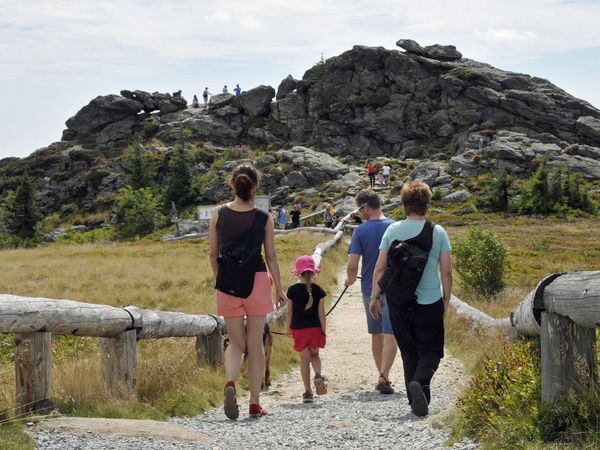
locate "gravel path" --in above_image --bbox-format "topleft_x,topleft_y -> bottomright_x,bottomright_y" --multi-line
31,269 -> 477,449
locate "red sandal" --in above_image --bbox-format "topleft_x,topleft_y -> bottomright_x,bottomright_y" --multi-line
224,380 -> 239,420
249,403 -> 268,418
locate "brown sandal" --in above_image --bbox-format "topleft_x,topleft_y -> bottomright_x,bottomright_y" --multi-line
314,374 -> 328,395
375,374 -> 394,395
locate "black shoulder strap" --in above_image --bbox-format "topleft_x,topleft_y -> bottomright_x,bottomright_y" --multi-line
405,220 -> 435,252
247,210 -> 268,248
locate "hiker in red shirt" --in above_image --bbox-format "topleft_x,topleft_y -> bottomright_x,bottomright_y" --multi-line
368,161 -> 376,188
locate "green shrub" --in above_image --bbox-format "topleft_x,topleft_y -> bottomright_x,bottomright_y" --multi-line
115,187 -> 165,239
453,226 -> 509,296
538,387 -> 600,444
454,340 -> 541,447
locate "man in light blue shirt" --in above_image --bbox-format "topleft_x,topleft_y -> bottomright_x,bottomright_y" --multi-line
277,207 -> 287,230
370,181 -> 453,418
345,189 -> 397,394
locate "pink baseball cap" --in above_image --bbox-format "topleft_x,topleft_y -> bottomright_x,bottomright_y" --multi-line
292,255 -> 320,275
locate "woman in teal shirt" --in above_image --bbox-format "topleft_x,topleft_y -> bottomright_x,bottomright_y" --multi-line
370,180 -> 453,418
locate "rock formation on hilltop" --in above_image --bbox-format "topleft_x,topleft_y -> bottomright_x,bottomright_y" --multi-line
2,38 -> 600,217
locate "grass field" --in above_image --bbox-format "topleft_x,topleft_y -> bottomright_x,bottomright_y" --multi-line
0,232 -> 348,449
1,214 -> 599,449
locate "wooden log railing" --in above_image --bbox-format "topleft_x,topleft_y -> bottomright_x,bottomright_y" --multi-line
2,214 -> 355,417
0,296 -> 224,416
510,271 -> 599,403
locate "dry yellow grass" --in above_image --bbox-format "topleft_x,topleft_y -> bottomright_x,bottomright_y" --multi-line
0,232 -> 347,422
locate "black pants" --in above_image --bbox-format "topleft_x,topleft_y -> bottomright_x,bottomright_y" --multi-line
369,173 -> 376,187
291,221 -> 300,229
387,298 -> 444,405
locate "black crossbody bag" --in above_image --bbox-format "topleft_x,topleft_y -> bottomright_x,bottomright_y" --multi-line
215,210 -> 268,298
378,221 -> 434,307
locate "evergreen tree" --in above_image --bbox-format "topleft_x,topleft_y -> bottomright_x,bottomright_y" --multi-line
2,173 -> 42,239
165,146 -> 193,210
549,167 -> 565,207
478,173 -> 514,212
517,159 -> 552,215
123,143 -> 153,189
115,186 -> 164,239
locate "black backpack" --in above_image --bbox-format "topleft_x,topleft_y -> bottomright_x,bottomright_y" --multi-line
215,210 -> 268,298
378,221 -> 434,307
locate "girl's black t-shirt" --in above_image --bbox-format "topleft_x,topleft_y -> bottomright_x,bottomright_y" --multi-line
287,282 -> 326,329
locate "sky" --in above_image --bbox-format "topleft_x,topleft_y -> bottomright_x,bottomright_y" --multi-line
1,0 -> 600,160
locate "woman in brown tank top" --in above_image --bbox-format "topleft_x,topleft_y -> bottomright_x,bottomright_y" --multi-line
208,163 -> 287,420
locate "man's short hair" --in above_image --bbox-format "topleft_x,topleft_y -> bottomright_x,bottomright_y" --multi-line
355,189 -> 381,209
400,181 -> 432,215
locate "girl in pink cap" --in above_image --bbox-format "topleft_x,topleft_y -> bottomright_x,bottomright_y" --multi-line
285,255 -> 328,403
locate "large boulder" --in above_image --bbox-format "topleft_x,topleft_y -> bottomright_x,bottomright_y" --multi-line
576,116 -> 600,142
239,85 -> 275,117
276,75 -> 298,100
277,146 -> 347,184
423,44 -> 462,61
65,95 -> 143,136
396,39 -> 427,56
95,116 -> 136,146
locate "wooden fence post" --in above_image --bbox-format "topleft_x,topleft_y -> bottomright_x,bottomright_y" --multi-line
100,329 -> 137,395
14,332 -> 53,416
541,311 -> 597,403
196,328 -> 222,368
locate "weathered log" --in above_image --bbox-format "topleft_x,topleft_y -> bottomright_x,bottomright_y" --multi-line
125,306 -> 222,339
543,271 -> 600,329
511,272 -> 600,335
100,329 -> 137,394
15,332 -> 53,416
541,312 -> 597,403
449,295 -> 510,330
195,327 -> 223,368
0,295 -> 133,337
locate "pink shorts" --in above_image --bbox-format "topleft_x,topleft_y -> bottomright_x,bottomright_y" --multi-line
290,327 -> 326,352
216,272 -> 275,317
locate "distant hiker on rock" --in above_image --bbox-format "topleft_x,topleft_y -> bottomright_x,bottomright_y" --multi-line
203,87 -> 211,106
382,163 -> 391,185
377,170 -> 385,186
290,203 -> 301,229
286,255 -> 328,404
324,203 -> 335,228
234,84 -> 241,96
370,181 -> 453,418
191,95 -> 199,108
223,85 -> 229,94
368,161 -> 376,188
209,163 -> 287,420
345,189 -> 397,396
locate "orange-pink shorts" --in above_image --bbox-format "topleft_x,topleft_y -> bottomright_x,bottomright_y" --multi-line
216,272 -> 275,317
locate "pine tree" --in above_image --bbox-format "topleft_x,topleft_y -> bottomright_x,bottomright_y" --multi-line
165,147 -> 193,210
2,173 -> 42,239
123,143 -> 153,189
518,159 -> 551,215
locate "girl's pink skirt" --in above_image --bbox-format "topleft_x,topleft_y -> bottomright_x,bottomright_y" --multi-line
290,327 -> 326,352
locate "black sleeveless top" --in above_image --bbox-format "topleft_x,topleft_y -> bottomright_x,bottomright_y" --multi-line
216,206 -> 267,272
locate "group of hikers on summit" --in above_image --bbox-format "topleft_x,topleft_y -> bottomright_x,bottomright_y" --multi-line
209,161 -> 453,420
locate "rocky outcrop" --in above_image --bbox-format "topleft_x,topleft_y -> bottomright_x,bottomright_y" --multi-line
60,39 -> 600,175
63,91 -> 187,146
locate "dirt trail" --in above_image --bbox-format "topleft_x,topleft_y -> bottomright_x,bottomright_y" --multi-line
31,267 -> 471,449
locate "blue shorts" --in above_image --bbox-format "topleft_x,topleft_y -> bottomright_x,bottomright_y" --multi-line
362,293 -> 394,334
